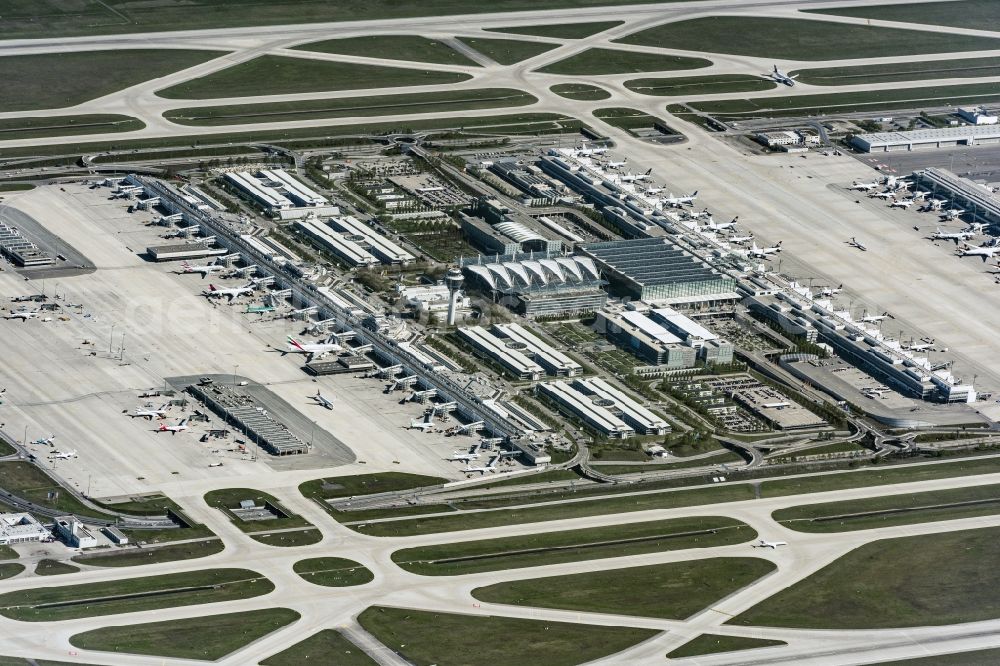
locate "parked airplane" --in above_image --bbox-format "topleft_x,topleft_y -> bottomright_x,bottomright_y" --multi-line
311,390 -> 334,410
203,284 -> 254,301
748,241 -> 782,258
930,228 -> 975,242
767,64 -> 798,86
462,456 -> 500,475
847,237 -> 868,251
702,215 -> 737,232
922,197 -> 946,210
861,311 -> 892,323
663,190 -> 699,207
178,261 -> 224,278
818,284 -> 843,297
850,181 -> 878,192
728,233 -> 754,244
157,418 -> 188,435
889,198 -> 915,209
130,404 -> 169,420
620,168 -> 653,183
447,451 -> 481,462
966,222 -> 987,234
644,184 -> 665,195
286,335 -> 341,360
958,243 -> 1000,261
31,435 -> 55,446
408,415 -> 435,431
50,449 -> 77,460
574,141 -> 608,156
3,311 -> 38,321
870,191 -> 895,200
755,539 -> 788,549
605,158 -> 627,169
941,208 -> 966,220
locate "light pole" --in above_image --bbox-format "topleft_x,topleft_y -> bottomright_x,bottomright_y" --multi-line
109,323 -> 116,354
233,365 -> 239,387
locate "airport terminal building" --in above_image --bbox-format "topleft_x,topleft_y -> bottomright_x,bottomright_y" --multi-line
851,125 -> 1000,152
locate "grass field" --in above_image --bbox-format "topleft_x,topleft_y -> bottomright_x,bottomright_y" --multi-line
473,557 -> 774,619
72,539 -> 225,567
293,557 -> 374,587
260,629 -> 376,666
359,606 -> 657,666
455,37 -> 559,65
733,526 -> 1000,629
0,1 -> 671,39
0,657 -> 81,666
773,482 -> 1000,532
0,50 -> 222,113
488,21 -> 623,39
615,16 -> 1000,59
33,560 -> 78,577
0,568 -> 271,621
624,75 -> 776,96
204,488 -> 312,532
0,564 -> 24,581
760,455 -> 1000,497
251,529 -> 323,547
165,88 -> 538,126
807,0 -> 1000,32
156,55 -> 471,100
301,472 -> 446,502
69,608 -> 300,660
0,113 -> 584,158
688,82 -> 1000,119
792,57 -> 1000,86
392,516 -> 754,575
353,483 -> 755,536
0,546 -> 16,560
666,634 -> 786,659
0,115 -> 143,141
293,35 -> 478,66
537,48 -> 711,75
550,83 -> 612,100
593,107 -> 661,132
91,145 -> 263,164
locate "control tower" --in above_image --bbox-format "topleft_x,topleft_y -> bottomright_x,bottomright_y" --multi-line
445,267 -> 464,326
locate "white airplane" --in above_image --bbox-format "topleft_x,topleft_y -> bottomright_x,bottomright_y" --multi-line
130,404 -> 169,420
454,420 -> 485,435
941,208 -> 966,220
644,184 -> 665,195
728,233 -> 754,244
31,434 -> 55,446
756,539 -> 788,548
574,141 -> 608,156
748,241 -> 782,258
408,416 -> 435,431
870,191 -> 895,200
702,215 -> 737,232
767,64 -> 798,86
447,451 -> 481,462
818,284 -> 843,297
157,418 -> 188,435
178,261 -> 224,278
311,390 -> 334,410
663,190 -> 699,207
903,341 -> 933,352
861,311 -> 892,323
888,178 -> 913,191
620,168 -> 653,183
930,228 -> 975,243
958,243 -> 1000,261
888,198 -> 915,209
850,180 -> 878,192
847,237 -> 868,251
966,222 -> 987,234
4,311 -> 38,321
203,284 -> 254,301
605,158 -> 627,169
462,456 -> 500,475
286,335 -> 341,361
923,198 -> 946,210
50,449 -> 77,460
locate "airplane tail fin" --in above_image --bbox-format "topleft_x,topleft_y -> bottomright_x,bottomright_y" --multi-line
209,284 -> 217,291
645,168 -> 652,175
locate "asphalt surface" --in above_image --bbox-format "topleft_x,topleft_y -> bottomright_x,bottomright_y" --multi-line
2,1 -> 1000,664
